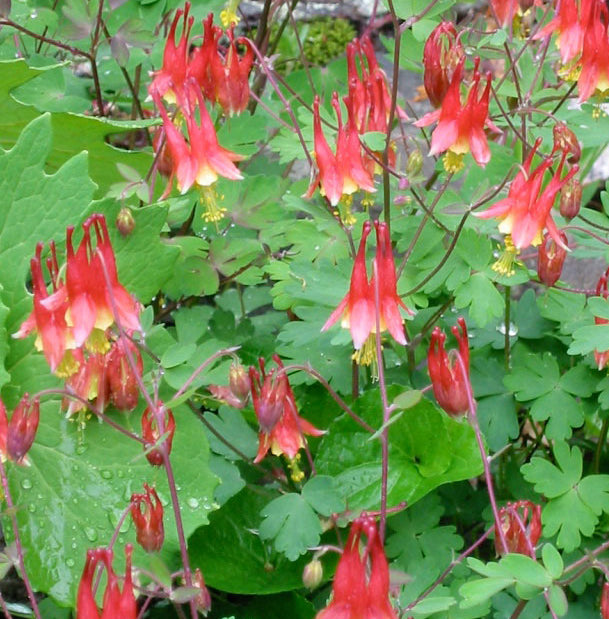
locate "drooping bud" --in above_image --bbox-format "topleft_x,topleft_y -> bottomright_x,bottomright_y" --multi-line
76,549 -> 102,619
495,500 -> 542,557
105,337 -> 143,412
537,232 -> 568,287
6,394 -> 40,464
141,403 -> 176,466
423,22 -> 464,107
229,362 -> 250,402
602,581 -> 609,619
406,150 -> 423,177
553,122 -> 581,164
302,558 -> 323,589
116,207 -> 136,237
193,568 -> 212,616
427,318 -> 470,416
131,484 -> 164,553
559,176 -> 582,220
249,360 -> 287,433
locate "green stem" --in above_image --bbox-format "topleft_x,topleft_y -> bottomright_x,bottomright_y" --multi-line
594,416 -> 609,474
504,286 -> 511,371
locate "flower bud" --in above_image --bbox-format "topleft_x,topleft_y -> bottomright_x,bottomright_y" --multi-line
427,318 -> 470,416
602,581 -> 609,619
423,22 -> 464,107
553,122 -> 581,163
193,568 -> 212,616
130,483 -> 164,552
6,394 -> 40,464
559,176 -> 581,219
302,558 -> 323,589
495,500 -> 542,556
249,362 -> 286,433
229,362 -> 250,402
116,207 -> 136,237
537,232 -> 568,287
105,337 -> 143,412
141,403 -> 176,466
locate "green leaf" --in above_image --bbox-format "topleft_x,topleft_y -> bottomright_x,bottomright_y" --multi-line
499,554 -> 552,588
189,488 -> 310,594
4,402 -> 217,605
459,577 -> 513,609
542,543 -> 564,580
316,388 -> 482,511
522,442 -> 582,497
301,475 -> 345,517
504,353 -> 559,401
454,273 -> 504,327
547,584 -> 568,616
569,324 -> 609,356
259,493 -> 322,560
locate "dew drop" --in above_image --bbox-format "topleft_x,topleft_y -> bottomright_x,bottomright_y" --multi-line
84,527 -> 97,542
71,541 -> 77,550
117,470 -> 125,479
100,470 -> 113,480
28,504 -> 36,513
66,558 -> 75,567
76,444 -> 87,455
187,498 -> 199,509
496,322 -> 518,336
30,9 -> 38,18
20,479 -> 32,490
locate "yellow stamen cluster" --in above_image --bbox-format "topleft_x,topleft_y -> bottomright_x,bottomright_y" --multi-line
492,235 -> 520,276
287,453 -> 305,483
86,328 -> 111,355
55,350 -> 80,379
352,334 -> 379,379
443,151 -> 465,173
337,194 -> 357,226
200,185 -> 227,223
220,0 -> 240,27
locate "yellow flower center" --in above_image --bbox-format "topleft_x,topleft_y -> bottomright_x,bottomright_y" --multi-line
492,235 -> 520,276
352,334 -> 379,379
443,151 -> 465,173
337,194 -> 357,226
220,0 -> 240,27
55,350 -> 80,379
200,185 -> 227,224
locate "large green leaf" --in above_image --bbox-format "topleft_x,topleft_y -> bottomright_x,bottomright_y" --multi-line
4,401 -> 217,606
0,59 -> 154,196
189,488 -> 310,594
315,387 -> 482,511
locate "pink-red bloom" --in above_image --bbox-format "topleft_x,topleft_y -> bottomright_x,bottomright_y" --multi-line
105,336 -> 143,412
577,0 -> 609,101
317,515 -> 397,619
76,545 -> 136,619
602,581 -> 609,619
594,267 -> 609,370
428,318 -> 471,416
0,394 -> 40,464
495,500 -> 542,557
142,402 -> 176,466
249,355 -> 323,463
415,59 -> 496,169
148,3 -> 194,103
322,221 -> 411,350
153,84 -> 244,194
305,94 -> 375,207
131,484 -> 164,553
423,22 -> 465,107
475,138 -> 578,250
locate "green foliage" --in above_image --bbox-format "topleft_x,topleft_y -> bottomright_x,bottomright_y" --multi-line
302,18 -> 357,67
522,442 -> 609,551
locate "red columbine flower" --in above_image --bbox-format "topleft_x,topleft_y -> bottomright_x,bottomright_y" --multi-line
153,83 -> 244,194
323,221 -> 411,360
475,139 -> 578,251
131,484 -> 164,553
63,349 -> 106,416
372,221 -> 412,346
577,0 -> 609,101
317,516 -> 397,619
415,59 -> 496,172
534,0 -> 591,64
76,545 -> 136,619
148,3 -> 194,103
423,22 -> 464,107
594,267 -> 609,370
0,394 -> 40,465
141,402 -> 176,466
322,221 -> 375,349
490,0 -> 518,27
105,336 -> 143,412
14,241 -> 71,373
305,94 -> 375,208
249,355 -> 323,464
495,500 -> 542,557
538,231 -> 568,287
428,318 -> 471,416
